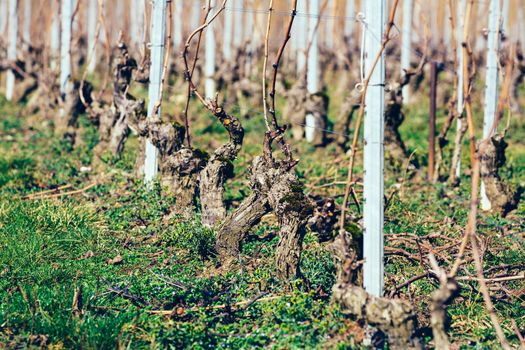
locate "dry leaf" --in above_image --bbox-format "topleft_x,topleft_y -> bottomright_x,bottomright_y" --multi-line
81,250 -> 94,259
107,254 -> 123,265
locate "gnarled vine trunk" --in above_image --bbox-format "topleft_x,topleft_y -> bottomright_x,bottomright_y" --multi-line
305,92 -> 329,146
283,80 -> 307,140
215,132 -> 312,280
330,232 -> 422,349
132,115 -> 206,217
215,192 -> 271,265
199,103 -> 244,227
90,42 -> 145,164
56,80 -> 93,146
334,91 -> 361,150
479,134 -> 519,216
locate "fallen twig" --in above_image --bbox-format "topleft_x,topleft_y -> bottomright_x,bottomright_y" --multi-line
24,182 -> 98,200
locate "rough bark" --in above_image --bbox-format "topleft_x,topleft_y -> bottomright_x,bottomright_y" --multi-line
283,79 -> 307,140
511,45 -> 524,113
334,90 -> 361,149
479,134 -> 519,216
232,77 -> 261,119
385,86 -> 411,165
7,47 -> 41,103
56,80 -> 93,144
199,104 -> 244,227
133,114 -> 205,216
215,192 -> 271,264
384,58 -> 426,168
305,91 -> 329,146
449,115 -> 467,186
26,72 -> 60,115
134,52 -> 150,84
91,42 -> 145,163
0,45 -> 55,110
11,75 -> 37,103
429,256 -> 459,350
307,197 -> 337,243
165,147 -> 207,216
215,131 -> 311,280
63,81 -> 92,127
252,132 -> 313,280
330,231 -> 422,349
435,99 -> 458,182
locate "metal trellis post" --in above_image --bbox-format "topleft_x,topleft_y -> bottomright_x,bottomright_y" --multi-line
480,0 -> 502,211
144,0 -> 168,185
363,0 -> 386,297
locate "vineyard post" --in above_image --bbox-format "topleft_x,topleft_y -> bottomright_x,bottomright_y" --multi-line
305,0 -> 320,142
87,0 -> 97,73
222,0 -> 233,60
205,0 -> 216,98
431,0 -> 439,47
474,1 -> 486,52
130,0 -> 144,49
429,61 -> 437,182
295,0 -> 307,75
344,0 -> 354,40
50,1 -> 60,69
325,1 -> 334,49
5,0 -> 17,101
72,0 -> 79,34
480,0 -> 501,211
191,1 -> 200,36
144,0 -> 168,184
501,0 -> 509,34
173,0 -> 183,50
0,0 -> 7,35
23,0 -> 30,44
401,0 -> 412,101
443,1 -> 451,45
455,0 -> 466,178
519,2 -> 525,46
363,0 -> 386,297
60,0 -> 73,95
243,3 -> 254,78
232,0 -> 243,49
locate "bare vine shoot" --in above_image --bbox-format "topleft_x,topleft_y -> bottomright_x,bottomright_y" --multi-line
0,0 -> 524,348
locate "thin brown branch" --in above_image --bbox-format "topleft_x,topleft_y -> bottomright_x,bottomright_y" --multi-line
261,0 -> 274,131
269,0 -> 298,131
153,0 -> 173,115
182,0 -> 228,146
96,0 -> 112,101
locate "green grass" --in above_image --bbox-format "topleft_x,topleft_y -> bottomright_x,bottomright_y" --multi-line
0,75 -> 523,349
